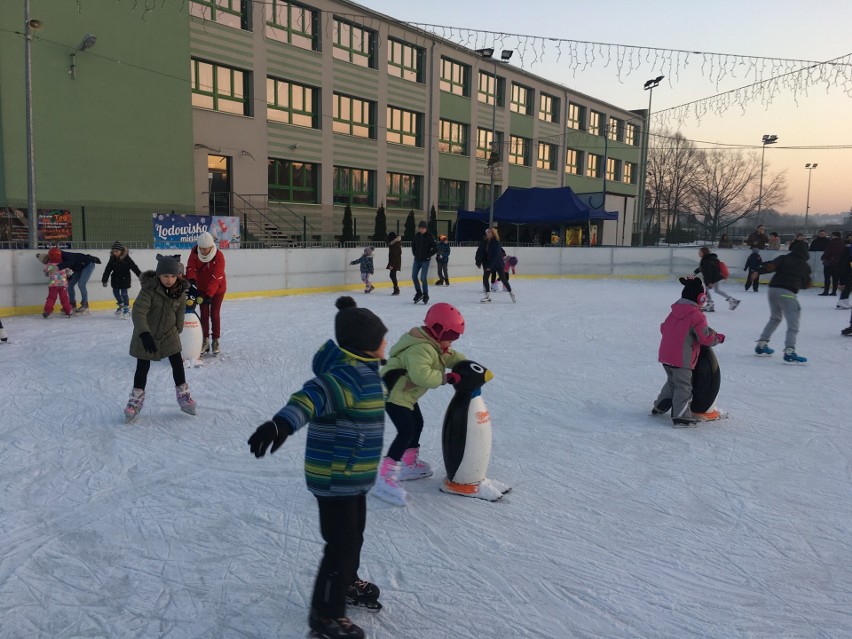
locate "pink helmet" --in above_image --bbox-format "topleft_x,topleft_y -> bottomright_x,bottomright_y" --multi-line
424,303 -> 465,342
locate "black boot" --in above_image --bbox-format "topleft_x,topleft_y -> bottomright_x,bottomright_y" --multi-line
392,287 -> 400,295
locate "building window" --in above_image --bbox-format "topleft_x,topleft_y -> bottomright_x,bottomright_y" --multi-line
539,93 -> 559,123
508,135 -> 530,166
387,38 -> 424,82
264,0 -> 318,50
268,158 -> 319,203
333,93 -> 375,138
386,106 -> 422,147
438,178 -> 467,211
476,128 -> 503,161
386,173 -> 422,209
477,71 -> 504,107
510,83 -> 532,115
332,17 -> 376,68
567,103 -> 585,130
333,166 -> 374,206
606,157 -> 620,181
190,0 -> 249,30
439,119 -> 469,155
626,123 -> 637,146
475,183 -> 502,210
440,57 -> 470,97
586,153 -> 601,178
565,148 -> 580,175
589,110 -> 603,136
267,78 -> 318,128
608,117 -> 622,142
537,142 -> 557,171
191,58 -> 251,116
623,162 -> 636,184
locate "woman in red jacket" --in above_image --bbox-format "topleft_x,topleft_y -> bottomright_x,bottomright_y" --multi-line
186,231 -> 227,355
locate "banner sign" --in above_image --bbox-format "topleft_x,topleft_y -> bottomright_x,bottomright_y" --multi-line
38,209 -> 73,246
152,214 -> 240,249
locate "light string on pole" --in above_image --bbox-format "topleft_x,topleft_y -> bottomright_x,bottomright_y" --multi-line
638,75 -> 663,247
804,163 -> 818,237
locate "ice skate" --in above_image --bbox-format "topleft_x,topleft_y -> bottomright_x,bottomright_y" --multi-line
201,337 -> 210,354
728,298 -> 740,310
783,348 -> 807,364
836,299 -> 851,309
754,341 -> 774,356
371,457 -> 407,506
114,305 -> 123,317
346,579 -> 382,611
124,388 -> 145,422
413,292 -> 422,303
842,326 -> 852,336
651,398 -> 672,415
481,292 -> 491,303
122,305 -> 130,319
703,301 -> 715,312
212,338 -> 220,355
75,303 -> 90,315
399,447 -> 433,480
364,284 -> 374,294
421,294 -> 429,304
672,416 -> 699,428
509,291 -> 517,303
391,287 -> 400,296
176,383 -> 197,415
309,609 -> 365,639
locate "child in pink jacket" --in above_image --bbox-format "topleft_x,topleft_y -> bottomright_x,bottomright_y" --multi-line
42,247 -> 74,318
652,277 -> 725,426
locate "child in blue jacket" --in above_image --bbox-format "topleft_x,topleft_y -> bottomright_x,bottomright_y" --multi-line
351,247 -> 375,293
744,248 -> 763,292
248,297 -> 388,639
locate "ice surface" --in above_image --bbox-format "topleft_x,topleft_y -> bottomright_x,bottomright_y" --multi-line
2,278 -> 851,638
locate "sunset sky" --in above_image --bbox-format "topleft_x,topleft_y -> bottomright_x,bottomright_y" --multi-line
359,0 -> 852,219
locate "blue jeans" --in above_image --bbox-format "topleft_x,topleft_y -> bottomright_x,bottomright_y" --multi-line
112,287 -> 130,307
412,259 -> 431,296
68,262 -> 95,306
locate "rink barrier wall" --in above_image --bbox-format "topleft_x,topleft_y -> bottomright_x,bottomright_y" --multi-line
0,247 -> 826,316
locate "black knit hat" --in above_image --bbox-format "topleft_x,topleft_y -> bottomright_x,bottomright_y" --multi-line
111,241 -> 126,252
335,297 -> 387,353
155,254 -> 182,276
679,276 -> 705,304
418,220 -> 428,229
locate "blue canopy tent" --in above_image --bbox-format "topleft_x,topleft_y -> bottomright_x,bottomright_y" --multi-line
455,187 -> 618,242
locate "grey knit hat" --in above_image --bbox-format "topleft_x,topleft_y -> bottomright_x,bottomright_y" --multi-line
155,255 -> 182,276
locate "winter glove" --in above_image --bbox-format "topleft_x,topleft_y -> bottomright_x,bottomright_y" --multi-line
200,296 -> 211,306
139,332 -> 157,354
93,257 -> 102,264
716,333 -> 726,344
248,417 -> 291,458
444,372 -> 461,386
102,281 -> 108,287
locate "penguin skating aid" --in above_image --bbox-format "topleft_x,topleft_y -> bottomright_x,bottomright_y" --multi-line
180,288 -> 204,366
440,360 -> 510,501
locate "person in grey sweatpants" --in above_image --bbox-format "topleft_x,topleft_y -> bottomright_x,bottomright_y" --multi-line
751,240 -> 812,362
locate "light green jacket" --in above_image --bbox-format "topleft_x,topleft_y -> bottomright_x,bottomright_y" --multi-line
380,327 -> 466,409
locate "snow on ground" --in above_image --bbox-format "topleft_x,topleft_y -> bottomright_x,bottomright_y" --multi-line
1,277 -> 851,639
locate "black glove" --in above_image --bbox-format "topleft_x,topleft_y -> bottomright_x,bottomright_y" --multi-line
92,257 -> 102,264
102,281 -> 108,287
139,332 -> 157,354
248,418 -> 291,458
200,294 -> 211,306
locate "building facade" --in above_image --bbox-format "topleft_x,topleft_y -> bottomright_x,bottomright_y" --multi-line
0,0 -> 641,245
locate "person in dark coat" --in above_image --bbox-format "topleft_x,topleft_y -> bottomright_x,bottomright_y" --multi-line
819,231 -> 845,296
480,227 -> 515,303
434,235 -> 451,285
808,229 -> 829,253
386,232 -> 402,295
835,234 -> 852,310
743,248 -> 763,292
410,220 -> 436,304
717,234 -> 733,249
751,241 -> 813,362
123,255 -> 195,421
475,230 -> 497,290
745,225 -> 768,250
58,250 -> 101,313
694,247 -> 739,312
101,241 -> 141,317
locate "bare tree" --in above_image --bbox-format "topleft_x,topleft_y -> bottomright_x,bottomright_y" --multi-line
689,149 -> 786,240
647,130 -> 703,239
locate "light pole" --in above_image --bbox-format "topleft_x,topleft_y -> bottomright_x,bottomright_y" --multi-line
757,134 -> 778,227
804,163 -> 818,237
638,75 -> 663,246
24,0 -> 44,249
476,48 -> 513,230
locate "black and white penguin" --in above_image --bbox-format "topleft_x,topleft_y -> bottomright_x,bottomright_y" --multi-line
691,345 -> 725,420
440,360 -> 510,501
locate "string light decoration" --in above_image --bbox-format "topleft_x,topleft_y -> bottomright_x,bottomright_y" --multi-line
406,22 -> 852,124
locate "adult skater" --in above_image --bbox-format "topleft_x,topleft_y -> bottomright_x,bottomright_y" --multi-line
751,240 -> 812,363
411,220 -> 436,304
479,227 -> 515,303
247,297 -> 389,639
